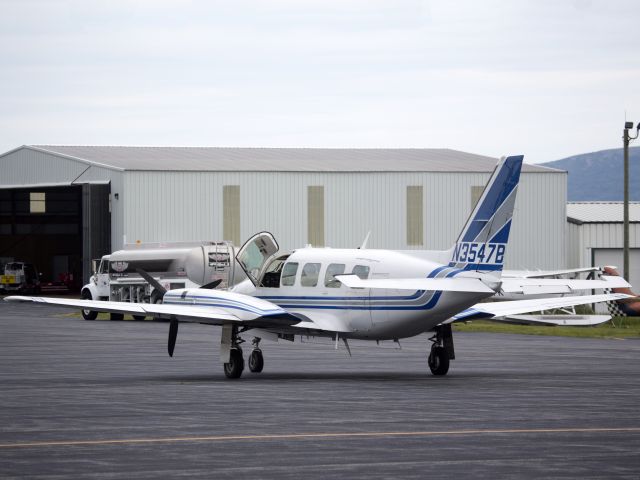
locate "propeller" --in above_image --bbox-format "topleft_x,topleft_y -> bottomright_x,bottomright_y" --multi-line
135,268 -> 167,296
136,270 -> 221,357
200,279 -> 223,289
168,317 -> 178,357
135,269 -> 176,356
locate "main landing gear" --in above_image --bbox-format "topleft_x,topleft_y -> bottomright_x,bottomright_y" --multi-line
221,325 -> 265,379
428,325 -> 455,376
248,338 -> 264,373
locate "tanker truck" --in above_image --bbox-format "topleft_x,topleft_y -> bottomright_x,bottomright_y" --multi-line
80,241 -> 246,320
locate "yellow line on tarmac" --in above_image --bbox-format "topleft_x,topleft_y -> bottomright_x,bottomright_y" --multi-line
2,427 -> 640,449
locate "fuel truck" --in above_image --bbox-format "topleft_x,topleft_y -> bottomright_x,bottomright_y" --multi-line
80,241 -> 246,320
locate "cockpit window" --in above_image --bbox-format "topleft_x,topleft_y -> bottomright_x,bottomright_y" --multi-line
281,262 -> 299,287
352,264 -> 370,280
324,263 -> 345,288
301,263 -> 321,287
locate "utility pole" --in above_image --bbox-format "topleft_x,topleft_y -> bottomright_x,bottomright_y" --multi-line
622,121 -> 639,281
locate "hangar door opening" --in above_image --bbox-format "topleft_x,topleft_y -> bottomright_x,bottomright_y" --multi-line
0,184 -> 111,291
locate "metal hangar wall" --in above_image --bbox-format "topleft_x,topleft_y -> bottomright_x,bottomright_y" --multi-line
0,146 -> 566,284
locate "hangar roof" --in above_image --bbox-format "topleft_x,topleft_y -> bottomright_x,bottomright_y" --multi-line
18,145 -> 558,173
567,202 -> 640,224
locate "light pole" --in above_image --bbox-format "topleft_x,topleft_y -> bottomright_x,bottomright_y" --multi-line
622,121 -> 639,281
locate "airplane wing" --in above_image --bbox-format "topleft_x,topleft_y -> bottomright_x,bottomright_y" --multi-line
4,293 -> 301,328
4,289 -> 353,333
445,293 -> 634,324
499,275 -> 630,295
335,274 -> 495,293
501,267 -> 600,278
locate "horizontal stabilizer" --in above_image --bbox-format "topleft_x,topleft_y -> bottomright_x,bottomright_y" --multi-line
335,274 -> 495,293
499,314 -> 612,326
502,267 -> 600,278
500,276 -> 631,294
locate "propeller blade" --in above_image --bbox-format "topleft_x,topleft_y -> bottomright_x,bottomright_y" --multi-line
136,269 -> 167,296
168,318 -> 178,357
200,279 -> 223,289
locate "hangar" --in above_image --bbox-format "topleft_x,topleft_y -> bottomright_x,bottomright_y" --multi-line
567,202 -> 640,287
0,145 -> 565,286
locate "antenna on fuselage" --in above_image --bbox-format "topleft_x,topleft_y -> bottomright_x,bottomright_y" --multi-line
358,231 -> 371,249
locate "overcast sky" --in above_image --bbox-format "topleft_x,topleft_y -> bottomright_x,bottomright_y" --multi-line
1,0 -> 639,163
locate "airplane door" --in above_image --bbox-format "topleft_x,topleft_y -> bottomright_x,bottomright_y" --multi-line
346,261 -> 373,332
235,232 -> 279,286
368,263 -> 392,329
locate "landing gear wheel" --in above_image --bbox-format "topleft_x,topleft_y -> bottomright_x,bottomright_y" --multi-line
428,346 -> 450,376
248,349 -> 264,373
81,290 -> 98,320
224,348 -> 244,379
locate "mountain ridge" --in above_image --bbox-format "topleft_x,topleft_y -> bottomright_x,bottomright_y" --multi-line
540,146 -> 640,201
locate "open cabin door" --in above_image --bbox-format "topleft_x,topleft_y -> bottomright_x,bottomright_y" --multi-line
235,232 -> 280,286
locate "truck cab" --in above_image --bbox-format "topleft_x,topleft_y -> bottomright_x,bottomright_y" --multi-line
0,261 -> 40,294
80,255 -> 110,319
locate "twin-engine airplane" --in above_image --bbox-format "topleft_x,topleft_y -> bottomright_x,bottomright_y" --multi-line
5,155 -> 633,379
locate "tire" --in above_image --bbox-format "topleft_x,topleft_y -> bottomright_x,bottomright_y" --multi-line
110,313 -> 124,321
428,346 -> 450,376
132,315 -> 146,321
223,348 -> 244,379
81,290 -> 98,320
248,350 -> 264,373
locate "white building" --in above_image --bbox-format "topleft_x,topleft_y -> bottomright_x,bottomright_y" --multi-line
567,202 -> 640,287
0,145 -> 565,284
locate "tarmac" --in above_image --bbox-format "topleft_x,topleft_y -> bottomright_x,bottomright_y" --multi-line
1,300 -> 640,479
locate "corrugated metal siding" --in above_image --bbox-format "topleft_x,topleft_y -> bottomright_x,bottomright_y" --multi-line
123,171 -> 566,269
566,222 -> 581,268
0,148 -> 91,186
566,222 -> 640,269
0,147 -> 125,257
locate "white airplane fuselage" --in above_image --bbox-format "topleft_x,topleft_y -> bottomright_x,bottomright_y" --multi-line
232,247 -> 498,340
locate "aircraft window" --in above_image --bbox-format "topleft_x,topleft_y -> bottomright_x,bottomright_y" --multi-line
301,263 -> 321,287
324,263 -> 345,288
281,262 -> 299,286
352,265 -> 370,280
260,257 -> 286,288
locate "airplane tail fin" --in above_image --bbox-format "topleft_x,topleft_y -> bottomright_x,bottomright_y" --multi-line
449,155 -> 524,274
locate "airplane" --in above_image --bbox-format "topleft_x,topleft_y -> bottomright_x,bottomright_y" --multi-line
5,155 -> 633,379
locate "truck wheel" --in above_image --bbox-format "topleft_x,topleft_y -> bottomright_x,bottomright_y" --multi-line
132,315 -> 146,321
81,290 -> 98,320
110,313 -> 124,321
